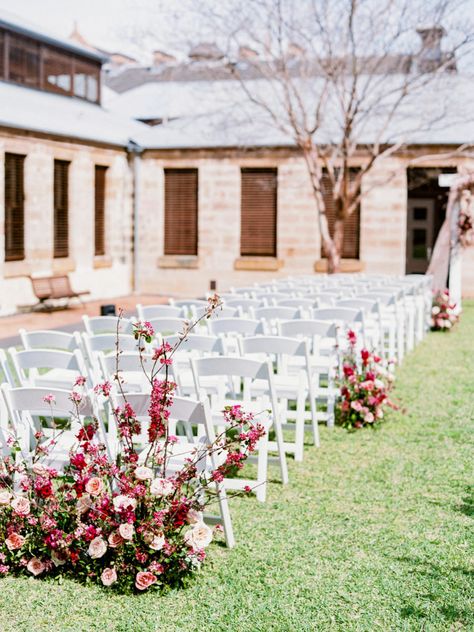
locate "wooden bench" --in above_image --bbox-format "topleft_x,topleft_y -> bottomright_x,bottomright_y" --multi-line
30,275 -> 90,310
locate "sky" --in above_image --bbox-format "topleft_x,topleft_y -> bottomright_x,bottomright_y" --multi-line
0,0 -> 181,60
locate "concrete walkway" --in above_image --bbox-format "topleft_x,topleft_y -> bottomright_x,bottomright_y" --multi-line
0,294 -> 168,346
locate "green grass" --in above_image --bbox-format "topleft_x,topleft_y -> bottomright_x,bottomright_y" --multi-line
1,304 -> 474,632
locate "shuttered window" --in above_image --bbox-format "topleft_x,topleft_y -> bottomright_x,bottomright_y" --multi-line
321,170 -> 360,259
94,165 -> 107,256
164,169 -> 198,256
4,153 -> 25,261
240,168 -> 277,257
53,159 -> 69,258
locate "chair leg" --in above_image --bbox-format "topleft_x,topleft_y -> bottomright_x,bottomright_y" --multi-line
294,390 -> 305,461
256,430 -> 269,502
215,482 -> 235,548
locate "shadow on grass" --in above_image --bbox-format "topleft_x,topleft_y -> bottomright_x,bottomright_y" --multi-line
458,485 -> 474,517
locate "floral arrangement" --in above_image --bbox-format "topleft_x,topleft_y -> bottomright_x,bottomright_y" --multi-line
336,330 -> 397,430
0,298 -> 265,593
430,289 -> 459,331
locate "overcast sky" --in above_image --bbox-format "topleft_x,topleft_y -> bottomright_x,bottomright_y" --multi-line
0,0 -> 181,60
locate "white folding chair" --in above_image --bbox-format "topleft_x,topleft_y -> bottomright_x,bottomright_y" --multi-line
9,347 -> 91,390
239,335 -> 320,458
251,306 -> 300,334
0,348 -> 17,386
83,315 -> 135,336
1,384 -> 109,468
81,332 -> 140,382
98,351 -> 173,394
279,319 -> 338,427
19,328 -> 82,352
191,356 -> 288,501
109,392 -> 235,547
136,304 -> 184,320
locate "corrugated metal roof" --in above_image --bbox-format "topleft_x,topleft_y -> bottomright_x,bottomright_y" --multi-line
0,9 -> 106,63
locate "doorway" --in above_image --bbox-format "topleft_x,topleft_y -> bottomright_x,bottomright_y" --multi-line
406,168 -> 455,274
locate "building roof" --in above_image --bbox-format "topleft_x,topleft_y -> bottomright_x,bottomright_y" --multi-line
0,80 -> 148,147
0,9 -> 107,63
115,73 -> 474,150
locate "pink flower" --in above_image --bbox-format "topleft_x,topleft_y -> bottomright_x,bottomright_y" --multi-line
144,532 -> 165,551
11,496 -> 31,516
88,537 -> 107,559
69,391 -> 83,404
119,523 -> 134,541
134,466 -> 153,481
42,394 -> 55,405
150,478 -> 175,497
186,509 -> 203,524
350,401 -> 363,412
108,531 -> 124,548
113,495 -> 137,512
101,567 -> 117,587
184,522 -> 213,549
27,558 -> 45,576
74,376 -> 87,387
0,489 -> 12,505
76,494 -> 92,515
85,477 -> 104,497
32,463 -> 48,476
364,412 -> 375,423
135,571 -> 157,591
5,532 -> 26,551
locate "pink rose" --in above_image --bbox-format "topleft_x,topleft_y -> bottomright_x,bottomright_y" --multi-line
27,558 -> 45,576
150,478 -> 175,497
186,509 -> 203,524
113,495 -> 137,512
0,490 -> 12,505
85,477 -> 104,497
364,412 -> 375,423
184,522 -> 213,549
101,567 -> 117,587
5,532 -> 25,551
118,523 -> 134,541
350,401 -> 363,412
32,463 -> 48,476
11,496 -> 31,516
108,531 -> 124,548
135,571 -> 157,591
88,536 -> 107,559
144,532 -> 165,551
134,466 -> 153,481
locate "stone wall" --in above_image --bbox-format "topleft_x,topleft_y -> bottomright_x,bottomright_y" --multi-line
0,130 -> 133,315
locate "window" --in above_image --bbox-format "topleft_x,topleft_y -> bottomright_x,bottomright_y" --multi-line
164,169 -> 198,256
240,168 -> 277,257
4,153 -> 25,261
8,34 -> 40,87
320,171 -> 360,259
94,165 -> 107,256
53,160 -> 69,258
43,47 -> 72,95
0,27 -> 102,103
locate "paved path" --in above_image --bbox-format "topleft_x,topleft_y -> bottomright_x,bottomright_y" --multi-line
0,294 -> 169,347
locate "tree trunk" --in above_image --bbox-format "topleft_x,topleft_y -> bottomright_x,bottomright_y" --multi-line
326,217 -> 344,273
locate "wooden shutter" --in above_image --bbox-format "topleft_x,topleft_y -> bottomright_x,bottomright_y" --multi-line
240,168 -> 277,257
4,153 -> 25,261
321,170 -> 360,259
164,169 -> 198,256
54,159 -> 69,258
94,165 -> 107,256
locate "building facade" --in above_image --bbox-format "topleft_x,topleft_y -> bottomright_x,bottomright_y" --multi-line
0,11 -> 473,316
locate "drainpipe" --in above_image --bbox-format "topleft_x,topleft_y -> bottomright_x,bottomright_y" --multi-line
127,140 -> 143,295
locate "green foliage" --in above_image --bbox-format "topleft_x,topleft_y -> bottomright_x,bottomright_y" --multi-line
1,303 -> 473,631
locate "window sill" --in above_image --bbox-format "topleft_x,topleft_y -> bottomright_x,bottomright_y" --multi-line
52,257 -> 75,274
157,255 -> 200,269
234,257 -> 283,272
93,255 -> 113,269
3,260 -> 32,278
314,259 -> 364,273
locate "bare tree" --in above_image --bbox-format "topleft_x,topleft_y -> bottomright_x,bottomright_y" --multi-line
172,0 -> 474,272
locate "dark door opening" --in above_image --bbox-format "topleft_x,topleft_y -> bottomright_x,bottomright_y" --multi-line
406,167 -> 456,274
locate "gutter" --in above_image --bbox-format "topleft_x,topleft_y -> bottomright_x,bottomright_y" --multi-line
127,140 -> 144,295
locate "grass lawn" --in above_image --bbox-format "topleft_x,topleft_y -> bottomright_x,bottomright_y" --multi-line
1,303 -> 473,631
